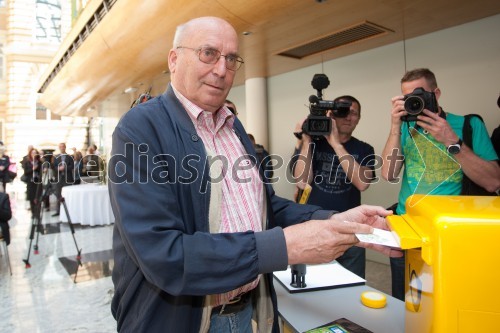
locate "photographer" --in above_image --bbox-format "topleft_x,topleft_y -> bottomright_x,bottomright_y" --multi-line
22,148 -> 42,219
381,68 -> 500,300
51,143 -> 74,216
292,95 -> 376,278
0,144 -> 11,193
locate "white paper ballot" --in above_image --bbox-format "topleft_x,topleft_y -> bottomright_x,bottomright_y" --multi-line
356,228 -> 401,248
274,262 -> 366,293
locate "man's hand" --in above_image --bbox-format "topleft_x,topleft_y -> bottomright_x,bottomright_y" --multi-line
390,95 -> 407,128
284,219 -> 371,265
416,109 -> 458,146
294,118 -> 312,145
332,205 -> 392,230
324,112 -> 341,148
293,180 -> 309,202
332,205 -> 403,257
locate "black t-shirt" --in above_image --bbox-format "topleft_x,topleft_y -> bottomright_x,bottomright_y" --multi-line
300,137 -> 375,212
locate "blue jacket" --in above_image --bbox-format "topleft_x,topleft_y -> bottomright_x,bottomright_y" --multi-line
109,85 -> 330,332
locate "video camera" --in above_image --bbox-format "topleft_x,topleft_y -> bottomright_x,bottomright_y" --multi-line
402,87 -> 438,122
302,74 -> 351,140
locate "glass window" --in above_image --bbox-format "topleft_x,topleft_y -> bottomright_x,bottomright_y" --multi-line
35,0 -> 62,43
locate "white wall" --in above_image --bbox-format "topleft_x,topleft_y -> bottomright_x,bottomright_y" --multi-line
230,14 -> 500,209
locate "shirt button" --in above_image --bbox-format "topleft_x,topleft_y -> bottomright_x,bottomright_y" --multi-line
191,134 -> 199,142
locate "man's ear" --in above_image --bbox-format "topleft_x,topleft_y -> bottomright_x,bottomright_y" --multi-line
434,87 -> 441,100
168,49 -> 177,73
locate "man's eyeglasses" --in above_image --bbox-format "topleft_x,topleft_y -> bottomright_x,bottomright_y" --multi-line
177,46 -> 244,71
332,110 -> 360,118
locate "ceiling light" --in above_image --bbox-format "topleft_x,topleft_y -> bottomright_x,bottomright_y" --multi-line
124,87 -> 138,94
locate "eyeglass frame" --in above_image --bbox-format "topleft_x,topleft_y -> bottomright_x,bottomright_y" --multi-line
331,109 -> 360,118
176,46 -> 244,71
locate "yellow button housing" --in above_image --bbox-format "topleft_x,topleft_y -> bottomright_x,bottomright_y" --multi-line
361,291 -> 387,309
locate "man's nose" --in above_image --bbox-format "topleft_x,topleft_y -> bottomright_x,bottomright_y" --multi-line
213,57 -> 228,76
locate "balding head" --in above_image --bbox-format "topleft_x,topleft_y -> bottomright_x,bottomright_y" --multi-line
168,17 -> 240,113
173,17 -> 236,48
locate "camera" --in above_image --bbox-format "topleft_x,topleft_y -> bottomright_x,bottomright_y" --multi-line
402,87 -> 438,122
302,74 -> 351,139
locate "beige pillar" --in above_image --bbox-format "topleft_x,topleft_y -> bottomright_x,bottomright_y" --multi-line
245,78 -> 268,148
242,30 -> 269,149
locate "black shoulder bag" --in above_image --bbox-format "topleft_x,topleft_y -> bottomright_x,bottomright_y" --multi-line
460,114 -> 498,196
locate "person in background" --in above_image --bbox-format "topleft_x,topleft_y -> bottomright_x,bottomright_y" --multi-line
39,149 -> 54,211
91,144 -> 101,156
380,68 -> 500,300
22,148 -> 42,219
225,101 -> 273,181
73,150 -> 83,185
248,133 -> 274,182
224,99 -> 237,116
491,94 -> 500,161
291,95 -> 376,278
52,143 -> 74,216
21,145 -> 34,165
82,146 -> 103,181
0,190 -> 12,245
20,144 -> 35,205
108,16 -> 399,333
0,144 -> 11,193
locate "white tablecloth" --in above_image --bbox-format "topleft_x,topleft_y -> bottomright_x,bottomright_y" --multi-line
60,184 -> 115,226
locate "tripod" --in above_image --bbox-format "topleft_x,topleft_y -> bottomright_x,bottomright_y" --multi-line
23,170 -> 82,270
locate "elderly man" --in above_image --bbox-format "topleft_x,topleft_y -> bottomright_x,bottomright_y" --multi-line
109,16 -> 398,333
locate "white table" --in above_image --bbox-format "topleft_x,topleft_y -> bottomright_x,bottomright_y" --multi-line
275,277 -> 405,332
60,184 -> 115,226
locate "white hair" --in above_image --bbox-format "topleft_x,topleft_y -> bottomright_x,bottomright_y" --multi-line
172,23 -> 187,48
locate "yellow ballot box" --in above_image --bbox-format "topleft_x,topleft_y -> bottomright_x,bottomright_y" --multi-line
387,195 -> 500,333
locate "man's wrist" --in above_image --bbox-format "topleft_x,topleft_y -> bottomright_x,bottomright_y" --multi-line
331,142 -> 344,152
390,125 -> 402,135
444,135 -> 461,147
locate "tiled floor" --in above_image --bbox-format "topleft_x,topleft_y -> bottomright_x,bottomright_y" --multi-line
0,181 -> 392,332
0,182 -> 116,333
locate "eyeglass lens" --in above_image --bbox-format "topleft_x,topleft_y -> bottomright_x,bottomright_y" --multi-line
198,47 -> 243,70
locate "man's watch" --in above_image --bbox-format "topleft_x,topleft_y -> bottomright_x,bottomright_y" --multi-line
447,138 -> 463,155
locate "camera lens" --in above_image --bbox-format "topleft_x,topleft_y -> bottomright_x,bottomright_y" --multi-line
404,96 -> 424,115
310,120 -> 328,132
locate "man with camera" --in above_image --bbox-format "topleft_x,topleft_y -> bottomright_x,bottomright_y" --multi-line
381,67 -> 500,300
52,142 -> 74,216
292,95 -> 376,278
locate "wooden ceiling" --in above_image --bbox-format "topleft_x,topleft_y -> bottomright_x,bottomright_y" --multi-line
37,0 -> 500,116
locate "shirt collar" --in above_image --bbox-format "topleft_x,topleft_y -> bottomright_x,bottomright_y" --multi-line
171,85 -> 235,129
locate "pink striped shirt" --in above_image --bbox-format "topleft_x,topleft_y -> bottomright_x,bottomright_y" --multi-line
172,87 -> 263,305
